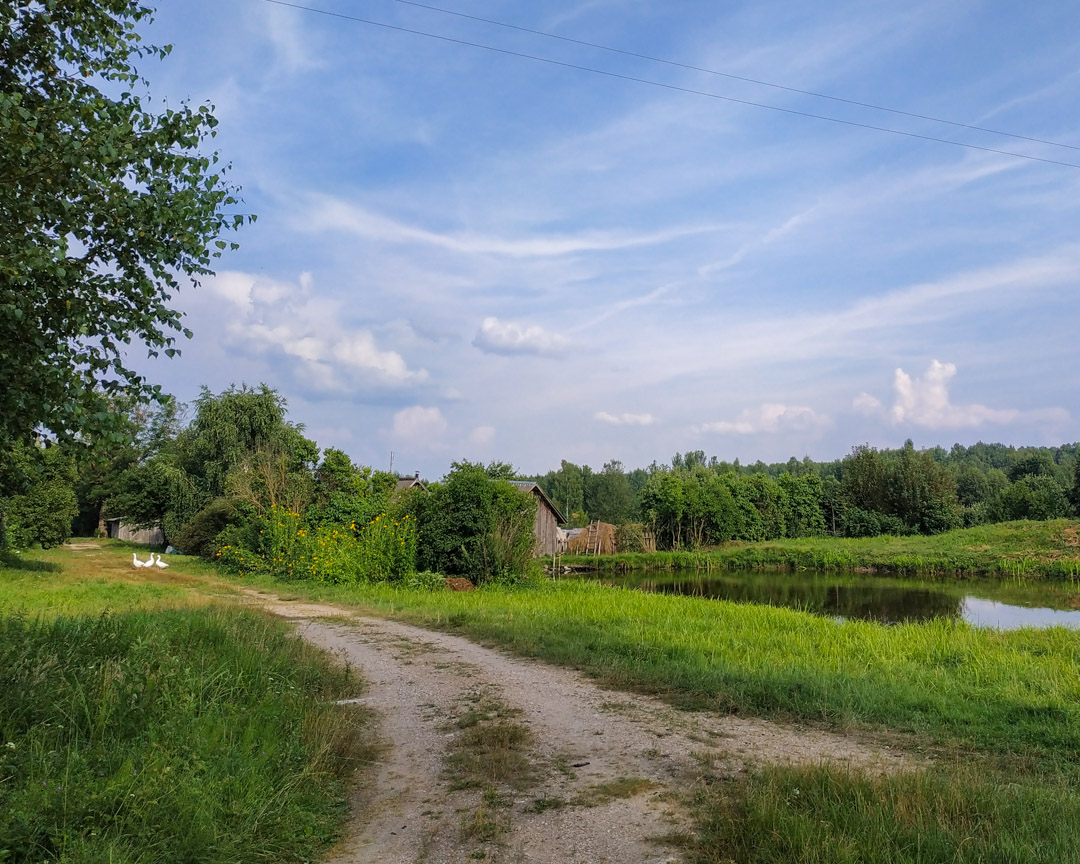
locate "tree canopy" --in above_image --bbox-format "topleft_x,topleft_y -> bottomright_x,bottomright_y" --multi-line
0,0 -> 247,459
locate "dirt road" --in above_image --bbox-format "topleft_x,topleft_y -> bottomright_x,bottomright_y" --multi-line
248,593 -> 915,864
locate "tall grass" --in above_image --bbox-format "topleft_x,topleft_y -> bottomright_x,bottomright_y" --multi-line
689,762 -> 1080,864
0,607 -> 374,864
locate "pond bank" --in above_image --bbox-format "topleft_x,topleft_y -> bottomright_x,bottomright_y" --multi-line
561,518 -> 1080,581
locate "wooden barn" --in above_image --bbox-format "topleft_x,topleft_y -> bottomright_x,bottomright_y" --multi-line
509,481 -> 566,556
105,519 -> 165,545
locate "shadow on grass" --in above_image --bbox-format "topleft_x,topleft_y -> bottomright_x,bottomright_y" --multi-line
0,550 -> 61,573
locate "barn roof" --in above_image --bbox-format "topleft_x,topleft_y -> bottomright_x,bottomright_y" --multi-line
509,481 -> 566,524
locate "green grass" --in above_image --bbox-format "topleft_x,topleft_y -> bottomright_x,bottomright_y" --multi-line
0,542 -> 230,617
564,519 -> 1080,580
211,575 -> 1080,764
0,605 -> 375,864
8,541 -> 1080,863
688,762 -> 1080,864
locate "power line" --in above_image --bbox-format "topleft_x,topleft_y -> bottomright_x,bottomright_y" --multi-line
389,0 -> 1079,154
257,0 -> 1080,171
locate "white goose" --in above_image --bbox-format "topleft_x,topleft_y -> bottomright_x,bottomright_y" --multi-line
152,553 -> 170,569
132,553 -> 152,569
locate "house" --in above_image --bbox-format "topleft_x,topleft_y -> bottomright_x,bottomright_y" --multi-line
509,481 -> 566,556
395,471 -> 428,492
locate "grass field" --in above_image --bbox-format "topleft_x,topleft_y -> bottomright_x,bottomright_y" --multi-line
564,518 -> 1080,580
5,539 -> 1079,863
0,544 -> 375,864
0,543 -> 231,617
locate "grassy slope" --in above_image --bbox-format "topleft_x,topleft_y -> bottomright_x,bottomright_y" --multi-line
0,545 -> 374,864
565,519 -> 1080,579
9,541 -> 1080,863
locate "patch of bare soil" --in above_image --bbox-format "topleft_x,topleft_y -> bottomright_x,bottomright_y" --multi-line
1063,525 -> 1080,548
245,591 -> 919,864
63,542 -> 103,550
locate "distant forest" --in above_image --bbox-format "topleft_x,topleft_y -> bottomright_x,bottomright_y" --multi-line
534,441 -> 1080,549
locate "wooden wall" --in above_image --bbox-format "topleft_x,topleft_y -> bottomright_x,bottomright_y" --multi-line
532,499 -> 561,556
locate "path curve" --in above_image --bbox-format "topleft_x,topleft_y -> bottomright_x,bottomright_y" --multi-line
246,592 -> 917,863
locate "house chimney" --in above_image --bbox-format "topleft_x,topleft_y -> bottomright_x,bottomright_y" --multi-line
414,471 -> 420,480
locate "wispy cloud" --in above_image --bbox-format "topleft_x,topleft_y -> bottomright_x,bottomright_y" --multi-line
473,317 -> 570,357
392,405 -> 447,441
259,4 -> 323,73
297,195 -> 721,259
595,411 -> 655,426
702,404 -> 830,436
469,425 -> 496,445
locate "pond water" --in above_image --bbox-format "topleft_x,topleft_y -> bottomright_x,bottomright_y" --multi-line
595,570 -> 1080,630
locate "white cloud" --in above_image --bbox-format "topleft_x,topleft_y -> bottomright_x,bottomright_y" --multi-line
205,270 -> 259,312
473,317 -> 570,357
207,271 -> 427,393
853,392 -> 883,415
594,411 -> 655,426
889,361 -> 1011,427
857,360 -> 1070,429
392,406 -> 447,440
469,425 -> 496,445
890,361 -> 1017,428
702,404 -> 830,435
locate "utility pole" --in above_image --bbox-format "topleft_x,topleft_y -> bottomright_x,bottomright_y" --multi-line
389,450 -> 395,475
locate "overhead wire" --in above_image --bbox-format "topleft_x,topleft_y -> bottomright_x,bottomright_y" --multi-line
389,0 -> 1079,154
256,0 -> 1080,170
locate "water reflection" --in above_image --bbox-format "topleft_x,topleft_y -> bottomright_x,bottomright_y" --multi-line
961,597 -> 1080,630
609,571 -> 1080,630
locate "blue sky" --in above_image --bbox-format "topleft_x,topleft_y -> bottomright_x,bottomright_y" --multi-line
135,0 -> 1079,477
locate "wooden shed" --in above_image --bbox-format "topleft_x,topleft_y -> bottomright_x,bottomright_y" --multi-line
105,519 -> 165,545
509,481 -> 566,556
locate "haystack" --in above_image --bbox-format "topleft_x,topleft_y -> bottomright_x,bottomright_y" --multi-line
566,521 -> 618,555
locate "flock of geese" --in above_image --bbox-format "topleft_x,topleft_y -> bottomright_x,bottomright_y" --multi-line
132,552 -> 170,569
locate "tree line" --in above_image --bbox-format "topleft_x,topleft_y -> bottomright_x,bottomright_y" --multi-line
0,386 -> 537,586
3,385 -> 1079,561
535,442 -> 1080,550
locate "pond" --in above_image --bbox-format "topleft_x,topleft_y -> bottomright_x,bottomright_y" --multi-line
591,570 -> 1080,630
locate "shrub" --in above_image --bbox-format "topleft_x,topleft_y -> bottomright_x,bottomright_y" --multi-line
173,498 -> 242,558
410,463 -> 536,584
217,506 -> 417,585
616,522 -> 648,553
2,443 -> 78,549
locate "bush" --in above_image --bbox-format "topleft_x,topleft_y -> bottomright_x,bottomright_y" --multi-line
173,498 -> 242,558
410,463 -> 536,584
616,522 -> 648,553
841,506 -> 909,538
216,506 -> 418,584
2,443 -> 78,549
